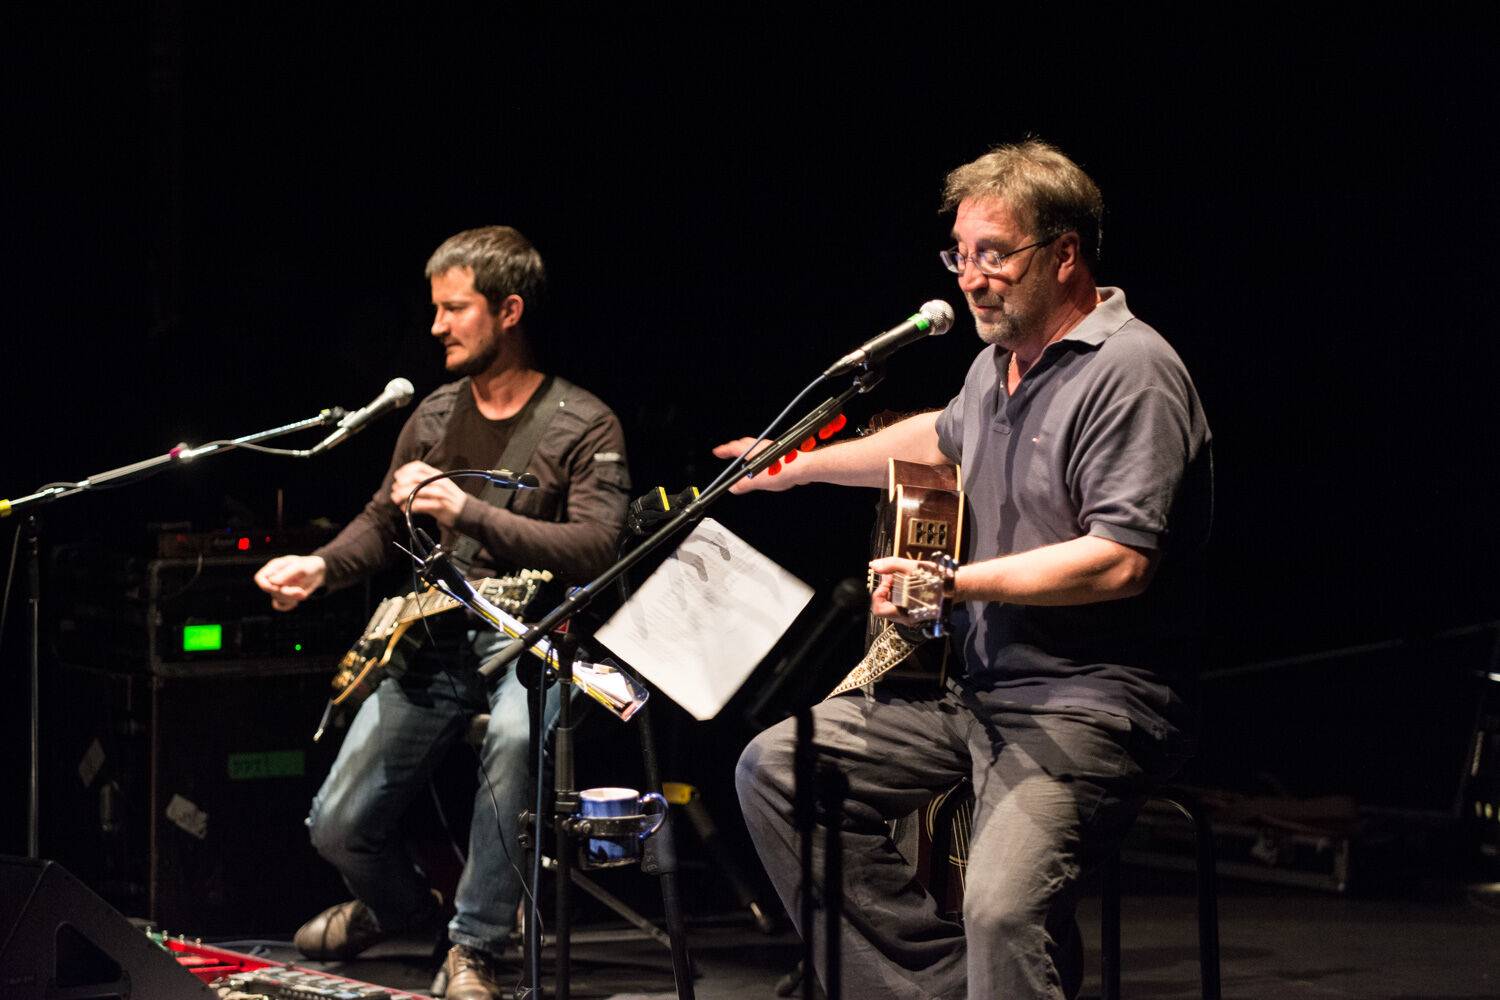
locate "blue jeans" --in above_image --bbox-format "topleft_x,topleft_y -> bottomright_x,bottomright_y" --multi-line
306,628 -> 560,958
736,680 -> 1183,1000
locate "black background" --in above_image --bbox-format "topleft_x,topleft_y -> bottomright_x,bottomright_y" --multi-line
3,8 -> 1498,864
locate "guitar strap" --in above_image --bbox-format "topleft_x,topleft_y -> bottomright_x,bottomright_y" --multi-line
448,373 -> 573,576
825,623 -> 921,699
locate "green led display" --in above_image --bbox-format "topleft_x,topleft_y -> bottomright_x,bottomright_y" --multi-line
182,623 -> 223,652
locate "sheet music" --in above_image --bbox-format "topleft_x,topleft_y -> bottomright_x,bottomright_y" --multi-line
596,518 -> 813,720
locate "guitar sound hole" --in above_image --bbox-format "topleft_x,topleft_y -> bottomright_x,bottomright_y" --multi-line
908,519 -> 949,548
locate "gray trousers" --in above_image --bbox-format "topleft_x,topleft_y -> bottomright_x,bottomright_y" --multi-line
736,682 -> 1178,999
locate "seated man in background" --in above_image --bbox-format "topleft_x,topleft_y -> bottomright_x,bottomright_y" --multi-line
256,226 -> 629,1000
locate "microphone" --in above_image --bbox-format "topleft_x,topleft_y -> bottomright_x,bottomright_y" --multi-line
481,469 -> 541,489
309,377 -> 415,454
823,300 -> 955,377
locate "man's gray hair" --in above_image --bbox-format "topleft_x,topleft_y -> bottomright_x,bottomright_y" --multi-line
942,140 -> 1104,273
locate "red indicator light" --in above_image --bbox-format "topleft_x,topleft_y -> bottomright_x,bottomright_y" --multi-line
236,537 -> 251,551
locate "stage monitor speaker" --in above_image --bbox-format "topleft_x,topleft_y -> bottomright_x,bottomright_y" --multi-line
41,660 -> 347,936
0,856 -> 213,999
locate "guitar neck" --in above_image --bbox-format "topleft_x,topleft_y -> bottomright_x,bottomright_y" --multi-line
398,588 -> 463,623
393,578 -> 512,627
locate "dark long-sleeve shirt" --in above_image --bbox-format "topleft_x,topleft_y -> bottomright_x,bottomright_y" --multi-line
314,375 -> 630,590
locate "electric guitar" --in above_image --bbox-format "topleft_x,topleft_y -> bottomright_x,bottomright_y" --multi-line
314,571 -> 551,740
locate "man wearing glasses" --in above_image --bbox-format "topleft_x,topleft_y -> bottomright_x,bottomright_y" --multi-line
723,141 -> 1212,999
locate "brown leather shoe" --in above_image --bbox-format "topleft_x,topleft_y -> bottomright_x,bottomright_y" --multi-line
293,900 -> 388,960
442,944 -> 505,1000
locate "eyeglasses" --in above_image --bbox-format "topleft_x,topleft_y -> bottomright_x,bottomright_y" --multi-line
939,235 -> 1058,276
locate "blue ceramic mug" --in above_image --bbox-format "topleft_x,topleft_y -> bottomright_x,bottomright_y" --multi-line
578,787 -> 667,865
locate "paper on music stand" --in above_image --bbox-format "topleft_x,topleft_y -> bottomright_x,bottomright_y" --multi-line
595,518 -> 814,721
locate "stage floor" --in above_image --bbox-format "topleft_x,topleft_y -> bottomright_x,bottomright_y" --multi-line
223,874 -> 1500,999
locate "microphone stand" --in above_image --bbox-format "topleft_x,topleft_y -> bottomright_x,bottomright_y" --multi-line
0,407 -> 347,860
454,362 -> 886,999
406,507 -> 670,1000
476,365 -> 885,684
404,358 -> 886,999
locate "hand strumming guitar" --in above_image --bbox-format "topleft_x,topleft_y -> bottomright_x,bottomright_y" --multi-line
869,555 -> 953,629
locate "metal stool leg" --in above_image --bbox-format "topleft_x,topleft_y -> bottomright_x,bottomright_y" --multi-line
1106,792 -> 1222,1000
1158,794 -> 1222,1000
1187,799 -> 1221,1000
1100,852 -> 1122,1000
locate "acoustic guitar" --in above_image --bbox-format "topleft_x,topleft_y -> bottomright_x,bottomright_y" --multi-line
826,455 -> 964,698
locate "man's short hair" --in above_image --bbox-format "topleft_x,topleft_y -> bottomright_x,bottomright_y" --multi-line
942,140 -> 1104,273
425,226 -> 547,317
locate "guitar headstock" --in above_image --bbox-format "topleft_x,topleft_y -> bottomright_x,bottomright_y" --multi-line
888,553 -> 957,639
477,569 -> 550,614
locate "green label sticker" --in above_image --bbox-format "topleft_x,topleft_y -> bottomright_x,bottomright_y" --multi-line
227,750 -> 305,781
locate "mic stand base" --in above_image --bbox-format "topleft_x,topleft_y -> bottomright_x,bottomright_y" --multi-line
795,707 -> 849,1000
549,645 -> 697,1000
634,703 -> 696,998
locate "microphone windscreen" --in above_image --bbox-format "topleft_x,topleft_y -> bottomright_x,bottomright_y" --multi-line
386,377 -> 415,404
921,300 -> 955,336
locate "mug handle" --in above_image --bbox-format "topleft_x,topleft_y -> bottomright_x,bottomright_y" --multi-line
637,792 -> 668,839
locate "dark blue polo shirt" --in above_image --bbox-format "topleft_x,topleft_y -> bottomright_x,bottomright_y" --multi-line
935,287 -> 1213,740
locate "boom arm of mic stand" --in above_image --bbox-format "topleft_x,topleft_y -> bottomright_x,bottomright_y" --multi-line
478,367 -> 883,679
0,408 -> 345,517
